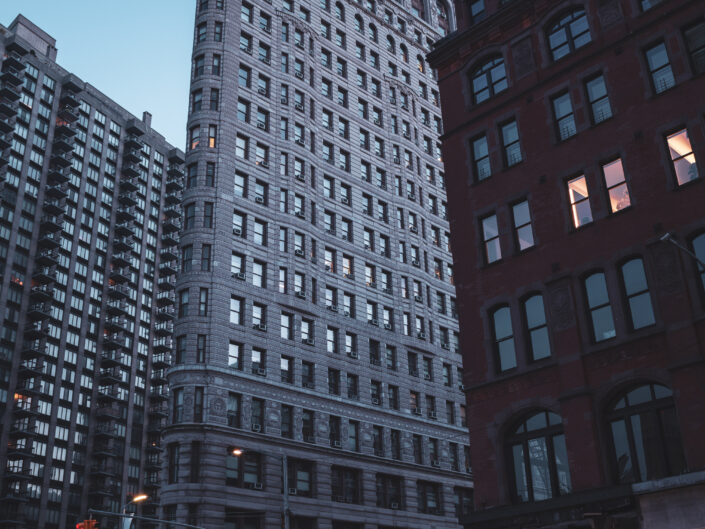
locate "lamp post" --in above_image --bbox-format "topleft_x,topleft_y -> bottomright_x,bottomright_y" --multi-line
229,447 -> 289,529
660,232 -> 705,269
120,494 -> 148,529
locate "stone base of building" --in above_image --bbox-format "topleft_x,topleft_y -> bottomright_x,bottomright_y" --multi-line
463,472 -> 705,529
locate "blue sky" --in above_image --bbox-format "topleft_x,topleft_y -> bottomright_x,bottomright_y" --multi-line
0,1 -> 193,148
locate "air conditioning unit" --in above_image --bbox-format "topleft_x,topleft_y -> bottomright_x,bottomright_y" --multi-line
325,264 -> 331,271
295,71 -> 304,79
242,46 -> 253,54
380,250 -> 387,256
251,423 -> 262,432
383,323 -> 392,330
403,132 -> 410,139
332,440 -> 342,448
414,295 -> 422,302
429,411 -> 437,419
294,249 -> 305,257
424,373 -> 431,380
410,369 -> 419,377
295,138 -> 305,146
390,502 -> 399,510
410,226 -> 418,233
255,196 -> 265,204
364,244 -> 371,250
233,272 -> 245,280
373,118 -> 381,126
407,192 -> 416,200
370,358 -> 381,366
304,338 -> 315,346
341,197 -> 349,205
368,318 -> 378,326
254,482 -> 263,489
303,382 -> 314,389
295,290 -> 306,299
295,211 -> 306,219
431,459 -> 440,467
459,384 -> 467,391
401,103 -> 409,110
325,229 -> 335,235
347,351 -> 358,359
411,259 -> 420,267
233,227 -> 243,236
368,281 -> 377,289
258,160 -> 269,168
256,367 -> 267,376
441,342 -> 450,350
371,398 -> 380,405
258,87 -> 268,95
341,234 -> 349,241
288,488 -> 298,495
257,122 -> 266,130
390,97 -> 397,104
412,407 -> 422,416
295,103 -> 305,111
327,305 -> 338,313
261,57 -> 271,65
417,331 -> 426,339
343,310 -> 351,317
393,157 -> 401,164
281,96 -> 289,104
344,273 -> 354,279
254,323 -> 267,331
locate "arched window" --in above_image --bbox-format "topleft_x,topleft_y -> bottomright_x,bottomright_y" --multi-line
547,8 -> 591,61
523,295 -> 551,361
400,44 -> 409,63
584,271 -> 615,342
354,15 -> 363,32
335,2 -> 345,21
368,23 -> 378,42
692,234 -> 705,293
470,57 -> 508,104
436,0 -> 450,35
491,306 -> 516,372
387,35 -> 395,53
620,258 -> 655,330
607,383 -> 686,484
507,411 -> 572,502
417,54 -> 425,73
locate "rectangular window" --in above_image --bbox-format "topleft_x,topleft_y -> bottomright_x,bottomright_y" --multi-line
645,42 -> 675,94
685,22 -> 705,75
552,92 -> 576,141
585,75 -> 612,124
512,200 -> 534,251
567,175 -> 592,228
666,128 -> 699,186
481,214 -> 501,264
501,120 -> 522,167
602,159 -> 631,212
621,259 -> 656,330
584,272 -> 616,342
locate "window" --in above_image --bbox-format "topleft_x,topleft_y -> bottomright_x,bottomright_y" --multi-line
376,474 -> 403,509
512,200 -> 534,251
230,296 -> 243,324
645,42 -> 675,94
492,306 -> 516,372
508,411 -> 571,502
608,383 -> 685,483
552,92 -> 576,141
547,8 -> 591,61
228,342 -> 242,370
585,75 -> 612,124
693,234 -> 705,293
684,22 -> 705,75
481,214 -> 501,264
168,444 -> 180,484
225,450 -> 261,488
584,272 -> 616,342
621,258 -> 655,330
523,295 -> 551,361
281,404 -> 293,437
599,158 -> 631,213
198,288 -> 208,316
471,135 -> 490,181
501,120 -> 522,167
417,481 -> 442,514
666,128 -> 699,186
331,466 -> 360,504
567,175 -> 592,228
287,459 -> 314,497
470,57 -> 507,104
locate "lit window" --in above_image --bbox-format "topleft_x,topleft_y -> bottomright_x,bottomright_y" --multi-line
547,9 -> 591,61
645,42 -> 675,94
567,175 -> 592,228
481,214 -> 501,264
621,258 -> 655,330
491,306 -> 516,372
470,57 -> 507,104
584,272 -> 615,342
666,129 -> 699,186
602,159 -> 631,212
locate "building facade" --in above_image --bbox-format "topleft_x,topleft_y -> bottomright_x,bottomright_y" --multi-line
161,0 -> 472,528
0,15 -> 184,529
428,0 -> 705,528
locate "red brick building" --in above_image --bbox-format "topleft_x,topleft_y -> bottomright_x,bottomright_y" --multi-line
428,1 -> 705,527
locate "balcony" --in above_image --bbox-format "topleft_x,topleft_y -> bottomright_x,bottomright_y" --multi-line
50,150 -> 72,168
159,247 -> 178,262
0,131 -> 11,150
167,163 -> 184,177
21,340 -> 46,358
31,268 -> 57,285
166,176 -> 183,192
95,403 -> 121,420
119,174 -> 139,192
100,350 -> 123,367
151,369 -> 167,384
116,206 -> 136,221
124,134 -> 143,150
107,284 -> 130,299
105,316 -> 128,333
103,333 -> 127,350
0,113 -> 16,134
156,290 -> 174,306
59,90 -> 79,108
153,337 -> 171,353
96,387 -> 120,403
163,204 -> 180,218
154,321 -> 172,336
42,197 -> 65,215
111,252 -> 131,268
106,299 -> 128,316
155,307 -> 174,321
0,82 -> 20,102
118,191 -> 138,206
51,134 -> 73,153
18,358 -> 43,379
35,249 -> 59,266
113,236 -> 134,252
99,366 -> 122,384
26,303 -> 50,320
45,183 -> 68,198
2,50 -> 25,72
157,275 -> 175,290
162,217 -> 180,233
114,221 -> 135,237
126,118 -> 145,136
38,232 -> 61,249
0,66 -> 23,87
47,164 -> 70,184
39,215 -> 62,232
122,162 -> 139,177
150,386 -> 169,400
94,423 -> 119,437
23,321 -> 48,339
158,261 -> 177,276
152,352 -> 170,368
90,463 -> 119,477
164,190 -> 180,205
57,105 -> 78,122
54,119 -> 76,138
160,232 -> 178,247
145,453 -> 161,470
109,267 -> 130,285
93,441 -> 122,458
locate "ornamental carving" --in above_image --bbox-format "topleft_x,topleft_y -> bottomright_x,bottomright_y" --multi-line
548,284 -> 575,331
511,37 -> 535,79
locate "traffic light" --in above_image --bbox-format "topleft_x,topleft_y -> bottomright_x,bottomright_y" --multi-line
76,524 -> 84,529
76,520 -> 98,529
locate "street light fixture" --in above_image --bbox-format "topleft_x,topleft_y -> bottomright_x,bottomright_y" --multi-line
120,494 -> 148,529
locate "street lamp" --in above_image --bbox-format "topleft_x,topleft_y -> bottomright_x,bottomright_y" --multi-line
229,447 -> 289,529
120,494 -> 148,529
661,232 -> 705,269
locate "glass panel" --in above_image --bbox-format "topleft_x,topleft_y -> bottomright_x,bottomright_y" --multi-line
592,305 -> 616,341
672,156 -> 699,185
512,444 -> 529,502
530,327 -> 551,360
547,412 -> 561,425
608,182 -> 631,212
493,307 -> 512,339
553,93 -> 572,119
622,259 -> 648,295
603,159 -> 625,188
647,44 -> 669,70
610,420 -> 634,483
629,292 -> 655,329
526,412 -> 547,431
652,384 -> 672,399
528,437 -> 552,500
627,384 -> 653,406
585,273 -> 609,307
482,215 -> 498,241
512,201 -> 531,227
498,339 -> 517,371
630,414 -> 648,481
517,225 -> 534,250
525,296 -> 546,328
552,434 -> 572,494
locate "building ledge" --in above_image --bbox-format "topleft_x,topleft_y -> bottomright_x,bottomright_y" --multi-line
632,471 -> 705,496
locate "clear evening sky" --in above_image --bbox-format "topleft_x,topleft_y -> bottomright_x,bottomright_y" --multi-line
0,1 -> 194,148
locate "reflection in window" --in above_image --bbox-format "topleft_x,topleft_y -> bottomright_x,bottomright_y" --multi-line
470,57 -> 507,104
492,306 -> 516,372
482,214 -> 501,263
684,22 -> 705,75
552,92 -> 576,141
508,411 -> 571,502
567,175 -> 592,228
472,135 -> 491,181
645,43 -> 675,94
585,75 -> 612,124
524,295 -> 551,361
547,9 -> 591,61
512,200 -> 534,251
608,383 -> 686,483
584,272 -> 615,342
501,120 -> 522,167
693,234 -> 705,293
621,259 -> 655,329
666,129 -> 698,186
602,159 -> 631,213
